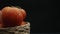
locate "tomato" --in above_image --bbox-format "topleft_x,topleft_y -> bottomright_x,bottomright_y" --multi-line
1,7 -> 26,27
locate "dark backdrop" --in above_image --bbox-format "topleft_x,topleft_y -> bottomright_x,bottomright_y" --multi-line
0,0 -> 59,33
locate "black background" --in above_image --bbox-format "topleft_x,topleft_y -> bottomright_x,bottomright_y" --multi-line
0,0 -> 59,33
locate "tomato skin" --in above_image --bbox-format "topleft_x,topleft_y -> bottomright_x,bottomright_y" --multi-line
0,11 -> 3,28
20,9 -> 26,20
0,11 -> 2,24
1,7 -> 25,27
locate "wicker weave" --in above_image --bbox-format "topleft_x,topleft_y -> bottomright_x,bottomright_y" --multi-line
0,22 -> 30,34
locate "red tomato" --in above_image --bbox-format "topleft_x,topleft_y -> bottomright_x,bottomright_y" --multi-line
1,7 -> 25,27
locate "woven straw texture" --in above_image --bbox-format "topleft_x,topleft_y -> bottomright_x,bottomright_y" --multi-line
0,22 -> 30,34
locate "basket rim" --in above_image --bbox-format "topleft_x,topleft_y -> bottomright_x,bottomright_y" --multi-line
0,22 -> 30,29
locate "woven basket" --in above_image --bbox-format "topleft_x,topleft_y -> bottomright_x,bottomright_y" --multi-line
0,22 -> 30,34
